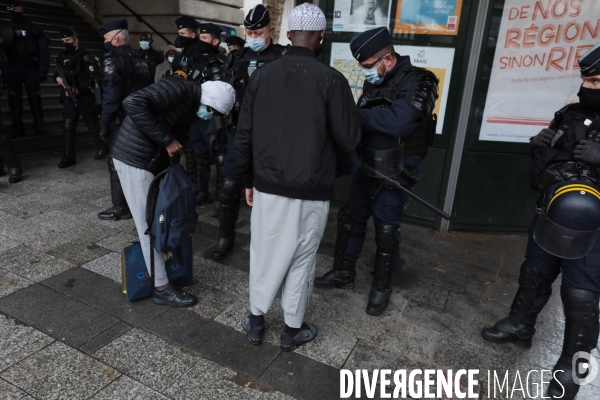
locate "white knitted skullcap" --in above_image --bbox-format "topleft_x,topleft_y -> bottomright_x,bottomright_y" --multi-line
200,81 -> 236,115
288,3 -> 326,31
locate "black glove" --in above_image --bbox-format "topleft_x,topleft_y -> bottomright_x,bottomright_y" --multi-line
530,128 -> 556,148
38,72 -> 48,83
358,95 -> 393,109
99,122 -> 110,144
573,141 -> 600,167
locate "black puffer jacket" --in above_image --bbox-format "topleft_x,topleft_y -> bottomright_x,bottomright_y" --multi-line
111,77 -> 202,174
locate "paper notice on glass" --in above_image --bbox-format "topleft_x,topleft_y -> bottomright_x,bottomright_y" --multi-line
330,42 -> 455,134
393,0 -> 463,36
479,0 -> 597,143
333,0 -> 392,32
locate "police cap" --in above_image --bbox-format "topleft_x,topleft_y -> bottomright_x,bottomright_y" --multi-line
579,43 -> 600,77
226,36 -> 245,47
176,16 -> 199,30
198,23 -> 222,37
98,20 -> 128,35
60,27 -> 77,39
244,4 -> 270,30
350,27 -> 392,62
6,0 -> 22,7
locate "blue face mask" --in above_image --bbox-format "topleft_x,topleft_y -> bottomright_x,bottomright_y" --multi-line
139,41 -> 150,51
167,56 -> 174,64
362,58 -> 387,85
103,41 -> 115,51
196,104 -> 213,120
246,37 -> 267,53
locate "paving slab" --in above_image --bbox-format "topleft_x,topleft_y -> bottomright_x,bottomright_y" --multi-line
42,267 -> 167,327
95,232 -> 139,253
48,239 -> 111,266
93,328 -> 199,394
144,308 -> 281,378
0,314 -> 54,372
0,271 -> 33,299
81,252 -> 122,283
0,284 -> 120,348
90,375 -> 168,400
0,245 -> 75,283
258,351 -> 340,400
1,341 -> 119,400
193,256 -> 250,297
0,234 -> 20,254
0,378 -> 30,400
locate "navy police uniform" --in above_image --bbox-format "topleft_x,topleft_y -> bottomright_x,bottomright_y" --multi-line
212,5 -> 286,260
481,44 -> 600,400
314,27 -> 439,317
97,19 -> 151,221
172,19 -> 226,208
54,27 -> 106,168
4,0 -> 50,137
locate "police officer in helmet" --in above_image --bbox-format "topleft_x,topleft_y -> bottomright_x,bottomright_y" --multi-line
482,44 -> 600,400
314,27 -> 439,317
213,4 -> 287,260
4,0 -> 50,137
54,27 -> 107,168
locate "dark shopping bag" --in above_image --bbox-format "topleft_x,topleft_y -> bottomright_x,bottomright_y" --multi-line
121,239 -> 194,301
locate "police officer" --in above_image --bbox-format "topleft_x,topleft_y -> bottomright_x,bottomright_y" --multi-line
482,44 -> 600,400
314,27 -> 439,317
97,19 -> 144,221
225,36 -> 245,53
172,18 -> 226,209
54,27 -> 106,168
137,32 -> 163,79
213,4 -> 287,260
4,0 -> 50,137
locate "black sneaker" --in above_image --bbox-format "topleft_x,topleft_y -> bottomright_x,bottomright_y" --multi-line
241,311 -> 265,345
280,323 -> 318,352
152,286 -> 198,308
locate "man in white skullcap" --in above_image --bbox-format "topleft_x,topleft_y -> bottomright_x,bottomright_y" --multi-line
235,3 -> 361,351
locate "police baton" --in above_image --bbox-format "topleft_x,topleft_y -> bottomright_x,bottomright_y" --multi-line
364,164 -> 451,220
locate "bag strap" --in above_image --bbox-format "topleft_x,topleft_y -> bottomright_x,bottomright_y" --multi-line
145,167 -> 169,235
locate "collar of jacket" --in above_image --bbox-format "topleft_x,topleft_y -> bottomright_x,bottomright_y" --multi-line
284,46 -> 316,58
380,53 -> 412,86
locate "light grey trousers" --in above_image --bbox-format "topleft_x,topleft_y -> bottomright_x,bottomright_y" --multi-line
113,158 -> 169,287
249,189 -> 329,328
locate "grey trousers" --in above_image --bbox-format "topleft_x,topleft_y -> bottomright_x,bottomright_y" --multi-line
249,189 -> 329,328
113,158 -> 169,287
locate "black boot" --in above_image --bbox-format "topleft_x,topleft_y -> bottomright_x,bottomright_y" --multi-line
211,154 -> 225,218
58,119 -> 77,168
184,147 -> 209,205
27,92 -> 49,136
315,207 -> 357,289
8,92 -> 24,138
0,132 -> 22,183
481,262 -> 542,349
366,224 -> 400,316
546,287 -> 599,399
98,156 -> 132,220
241,311 -> 265,345
213,178 -> 241,260
87,122 -> 108,160
197,162 -> 211,205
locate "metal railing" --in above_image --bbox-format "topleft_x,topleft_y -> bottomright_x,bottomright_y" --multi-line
115,0 -> 173,45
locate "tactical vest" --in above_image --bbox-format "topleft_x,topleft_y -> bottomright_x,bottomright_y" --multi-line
530,103 -> 600,193
104,47 -> 153,98
9,21 -> 39,66
224,44 -> 286,124
177,53 -> 224,83
363,66 -> 439,156
58,49 -> 99,96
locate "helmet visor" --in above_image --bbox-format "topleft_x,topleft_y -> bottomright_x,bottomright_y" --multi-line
359,144 -> 404,178
533,213 -> 600,259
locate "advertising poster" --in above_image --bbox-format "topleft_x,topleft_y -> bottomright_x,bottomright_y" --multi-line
393,0 -> 463,35
333,0 -> 392,32
480,0 -> 599,143
330,42 -> 455,134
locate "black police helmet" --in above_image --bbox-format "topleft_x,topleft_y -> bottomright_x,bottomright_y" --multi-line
533,181 -> 600,259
